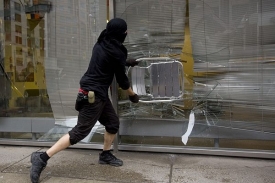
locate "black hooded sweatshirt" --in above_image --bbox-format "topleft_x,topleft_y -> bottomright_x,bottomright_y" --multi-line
79,18 -> 130,100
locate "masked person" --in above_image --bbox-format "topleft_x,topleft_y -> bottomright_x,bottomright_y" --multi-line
30,18 -> 139,183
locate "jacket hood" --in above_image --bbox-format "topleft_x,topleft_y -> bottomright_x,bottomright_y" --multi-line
98,18 -> 128,43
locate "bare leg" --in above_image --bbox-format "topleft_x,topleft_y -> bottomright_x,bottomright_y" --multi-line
46,134 -> 71,157
103,131 -> 116,151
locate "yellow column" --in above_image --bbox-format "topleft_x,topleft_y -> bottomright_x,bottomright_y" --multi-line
181,0 -> 194,109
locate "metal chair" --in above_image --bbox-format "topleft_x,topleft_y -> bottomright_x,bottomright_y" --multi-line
129,57 -> 184,103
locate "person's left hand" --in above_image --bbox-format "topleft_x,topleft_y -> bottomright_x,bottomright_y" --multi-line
129,94 -> 139,103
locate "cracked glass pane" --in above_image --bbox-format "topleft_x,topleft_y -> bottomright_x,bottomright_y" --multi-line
116,0 -> 275,149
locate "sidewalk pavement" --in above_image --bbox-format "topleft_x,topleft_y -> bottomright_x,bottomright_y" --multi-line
0,145 -> 274,183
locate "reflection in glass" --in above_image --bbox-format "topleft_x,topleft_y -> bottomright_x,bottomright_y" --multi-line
0,0 -> 52,118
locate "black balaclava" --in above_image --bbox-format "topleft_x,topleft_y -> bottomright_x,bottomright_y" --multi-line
98,18 -> 127,43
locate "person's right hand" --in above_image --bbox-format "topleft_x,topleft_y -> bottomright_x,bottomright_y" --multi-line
126,58 -> 139,67
129,94 -> 139,103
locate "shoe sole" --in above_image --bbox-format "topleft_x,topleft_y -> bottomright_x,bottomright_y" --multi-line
98,160 -> 123,167
31,154 -> 35,163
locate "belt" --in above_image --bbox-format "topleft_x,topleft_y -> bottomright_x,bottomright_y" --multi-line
79,88 -> 88,95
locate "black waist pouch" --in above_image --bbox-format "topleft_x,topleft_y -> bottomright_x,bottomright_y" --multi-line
75,92 -> 88,111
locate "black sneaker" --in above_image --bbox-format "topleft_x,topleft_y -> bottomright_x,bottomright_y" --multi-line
99,151 -> 123,167
30,152 -> 47,183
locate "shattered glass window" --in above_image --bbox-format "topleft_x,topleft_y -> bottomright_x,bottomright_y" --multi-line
116,0 -> 275,149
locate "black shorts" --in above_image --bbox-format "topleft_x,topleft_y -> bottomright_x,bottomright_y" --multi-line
68,97 -> 119,145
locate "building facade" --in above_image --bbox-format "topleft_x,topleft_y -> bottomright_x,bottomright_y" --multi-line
0,0 -> 274,158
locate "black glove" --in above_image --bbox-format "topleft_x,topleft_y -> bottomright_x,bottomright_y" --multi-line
126,58 -> 139,67
129,94 -> 139,103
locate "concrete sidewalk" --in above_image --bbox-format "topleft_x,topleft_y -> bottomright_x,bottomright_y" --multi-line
0,145 -> 274,183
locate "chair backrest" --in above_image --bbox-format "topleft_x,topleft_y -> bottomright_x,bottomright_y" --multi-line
150,61 -> 181,98
130,58 -> 184,101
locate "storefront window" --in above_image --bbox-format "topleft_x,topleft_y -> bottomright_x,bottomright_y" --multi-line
0,0 -> 274,155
